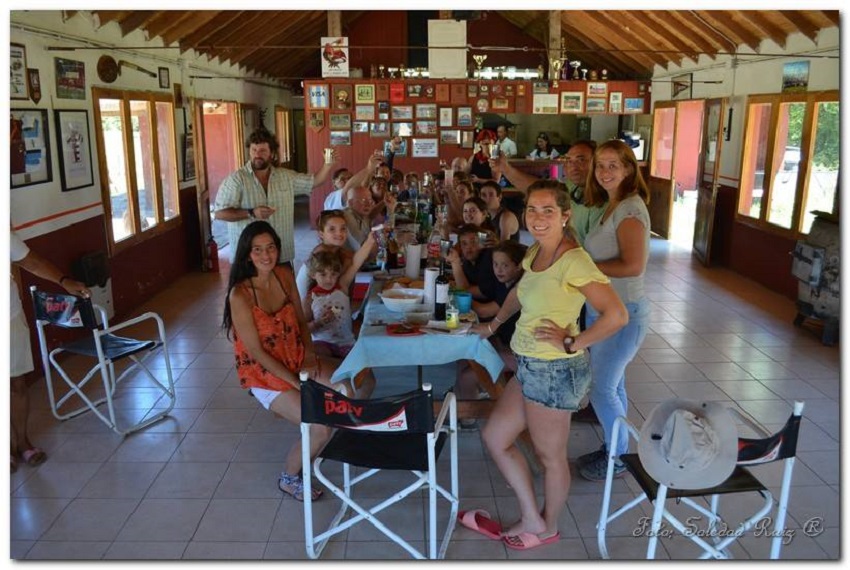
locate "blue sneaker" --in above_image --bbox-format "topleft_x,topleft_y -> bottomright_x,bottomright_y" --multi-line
579,454 -> 626,482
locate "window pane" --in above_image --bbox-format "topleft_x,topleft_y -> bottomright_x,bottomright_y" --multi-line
738,103 -> 771,219
801,101 -> 839,233
766,102 -> 806,229
651,107 -> 676,179
99,98 -> 133,242
155,102 -> 180,221
130,100 -> 157,231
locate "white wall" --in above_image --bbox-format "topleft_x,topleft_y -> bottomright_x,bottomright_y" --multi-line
649,27 -> 839,188
9,10 -> 295,240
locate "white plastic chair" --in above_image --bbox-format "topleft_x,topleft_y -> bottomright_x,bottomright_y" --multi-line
597,401 -> 804,560
300,377 -> 458,559
30,286 -> 177,436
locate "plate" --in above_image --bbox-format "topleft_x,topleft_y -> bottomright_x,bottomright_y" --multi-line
386,323 -> 424,336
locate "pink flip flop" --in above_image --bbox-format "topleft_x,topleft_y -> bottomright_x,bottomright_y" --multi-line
457,509 -> 503,540
503,531 -> 561,551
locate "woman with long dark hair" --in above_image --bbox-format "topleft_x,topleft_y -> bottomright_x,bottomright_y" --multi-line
526,132 -> 559,160
223,221 -> 339,501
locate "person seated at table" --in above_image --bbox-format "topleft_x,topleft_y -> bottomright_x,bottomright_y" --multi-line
450,156 -> 468,173
397,172 -> 419,202
479,181 -> 520,242
303,247 -> 377,399
526,131 -> 560,160
446,224 -> 493,294
344,186 -> 376,252
446,179 -> 475,231
470,179 -> 627,549
461,196 -> 498,238
464,129 -> 498,185
368,177 -> 389,224
224,221 -> 346,501
323,153 -> 384,211
296,208 -> 357,300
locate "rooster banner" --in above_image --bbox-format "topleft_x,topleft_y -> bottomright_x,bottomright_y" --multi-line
321,37 -> 349,78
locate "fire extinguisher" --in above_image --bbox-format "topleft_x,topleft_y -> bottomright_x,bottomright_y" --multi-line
206,236 -> 219,272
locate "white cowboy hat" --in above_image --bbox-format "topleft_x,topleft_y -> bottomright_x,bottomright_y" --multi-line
638,399 -> 738,490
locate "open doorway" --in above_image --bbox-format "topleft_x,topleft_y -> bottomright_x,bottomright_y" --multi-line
198,100 -> 241,253
669,100 -> 704,247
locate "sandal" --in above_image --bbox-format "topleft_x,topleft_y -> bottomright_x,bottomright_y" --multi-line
21,447 -> 47,467
278,472 -> 323,502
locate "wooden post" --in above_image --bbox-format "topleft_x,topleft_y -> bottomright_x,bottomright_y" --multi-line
328,10 -> 341,37
438,10 -> 453,19
548,10 -> 561,80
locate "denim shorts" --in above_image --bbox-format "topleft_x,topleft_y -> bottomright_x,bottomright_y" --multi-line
515,352 -> 592,411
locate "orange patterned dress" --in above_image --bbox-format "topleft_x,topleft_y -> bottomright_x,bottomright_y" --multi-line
233,269 -> 305,393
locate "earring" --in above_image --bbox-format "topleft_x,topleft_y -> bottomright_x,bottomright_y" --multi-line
562,221 -> 567,227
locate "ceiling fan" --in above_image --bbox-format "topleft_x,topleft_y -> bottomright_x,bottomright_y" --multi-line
97,55 -> 157,83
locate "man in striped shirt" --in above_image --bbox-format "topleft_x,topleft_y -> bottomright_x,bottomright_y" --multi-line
214,128 -> 337,265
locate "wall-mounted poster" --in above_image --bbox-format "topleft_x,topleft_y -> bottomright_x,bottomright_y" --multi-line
782,61 -> 809,93
412,138 -> 439,158
332,84 -> 352,110
330,130 -> 351,146
54,109 -> 94,191
355,84 -> 375,103
609,92 -> 623,114
308,84 -> 329,109
457,107 -> 473,127
54,57 -> 86,100
559,91 -> 584,114
11,43 -> 29,100
11,108 -> 52,188
321,37 -> 349,77
532,93 -> 559,114
329,113 -> 351,129
390,83 -> 405,103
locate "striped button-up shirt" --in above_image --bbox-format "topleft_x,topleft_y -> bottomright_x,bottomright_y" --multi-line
215,162 -> 314,263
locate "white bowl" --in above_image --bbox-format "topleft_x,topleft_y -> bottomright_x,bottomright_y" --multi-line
403,308 -> 432,325
379,288 -> 424,312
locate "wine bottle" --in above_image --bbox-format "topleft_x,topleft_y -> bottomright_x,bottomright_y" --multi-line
434,260 -> 449,321
386,230 -> 399,269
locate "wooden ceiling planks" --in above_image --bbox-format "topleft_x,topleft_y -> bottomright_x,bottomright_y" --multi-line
85,10 -> 838,82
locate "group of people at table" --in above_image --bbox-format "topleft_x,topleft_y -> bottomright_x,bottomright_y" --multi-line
213,126 -> 650,551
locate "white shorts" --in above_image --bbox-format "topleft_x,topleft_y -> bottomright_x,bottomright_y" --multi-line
11,313 -> 35,377
250,387 -> 283,411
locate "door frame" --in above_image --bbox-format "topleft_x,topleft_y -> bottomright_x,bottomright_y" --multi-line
647,101 -> 678,239
692,98 -> 727,265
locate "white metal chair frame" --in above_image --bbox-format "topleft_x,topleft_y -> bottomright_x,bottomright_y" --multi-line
597,401 -> 804,560
300,379 -> 459,560
31,286 -> 177,436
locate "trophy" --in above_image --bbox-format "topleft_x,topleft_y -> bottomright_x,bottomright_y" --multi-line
581,68 -> 588,81
570,60 -> 582,80
378,65 -> 385,79
601,68 -> 609,80
472,54 -> 488,81
550,58 -> 565,89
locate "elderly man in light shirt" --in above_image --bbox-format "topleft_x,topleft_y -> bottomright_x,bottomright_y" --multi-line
494,124 -> 517,157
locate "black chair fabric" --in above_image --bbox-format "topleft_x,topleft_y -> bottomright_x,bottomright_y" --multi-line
321,430 -> 447,471
63,335 -> 158,360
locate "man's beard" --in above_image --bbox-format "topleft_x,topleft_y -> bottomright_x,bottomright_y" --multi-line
252,158 -> 270,171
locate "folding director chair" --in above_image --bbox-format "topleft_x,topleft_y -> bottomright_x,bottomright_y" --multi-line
597,400 -> 804,560
30,286 -> 177,436
300,377 -> 459,559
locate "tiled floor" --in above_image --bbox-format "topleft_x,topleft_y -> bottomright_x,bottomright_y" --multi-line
10,198 -> 840,560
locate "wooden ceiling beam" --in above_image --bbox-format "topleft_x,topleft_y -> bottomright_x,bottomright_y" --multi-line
691,11 -> 761,52
162,11 -> 223,46
227,13 -> 315,70
264,17 -> 329,80
666,11 -> 727,54
143,11 -> 201,43
249,12 -> 327,76
561,17 -> 648,78
179,11 -> 245,54
202,12 -> 273,62
116,11 -> 159,37
633,11 -> 711,63
782,11 -> 822,43
618,11 -> 701,66
93,11 -> 132,27
739,10 -> 791,47
819,10 -> 840,27
580,12 -> 668,69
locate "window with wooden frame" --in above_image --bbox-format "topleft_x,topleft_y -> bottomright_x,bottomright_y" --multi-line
737,91 -> 838,236
92,87 -> 181,253
275,105 -> 293,168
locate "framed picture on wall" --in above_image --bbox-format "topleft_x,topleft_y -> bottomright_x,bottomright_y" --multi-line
415,120 -> 437,135
158,67 -> 170,89
624,97 -> 645,113
354,105 -> 374,120
183,132 -> 196,181
308,84 -> 329,109
54,109 -> 94,191
332,84 -> 352,110
440,129 -> 460,145
412,138 -> 439,158
376,83 -> 389,100
54,57 -> 86,100
461,130 -> 475,148
609,92 -> 623,113
330,130 -> 351,146
10,43 -> 29,100
308,110 -> 325,132
559,91 -> 584,114
355,84 -> 375,103
392,122 -> 413,137
370,122 -> 389,137
352,121 -> 369,133
439,107 -> 453,127
329,113 -> 351,129
457,107 -> 473,127
383,138 -> 407,156
391,105 -> 413,120
587,82 -> 607,97
416,103 -> 437,119
586,97 -> 607,113
11,108 -> 52,188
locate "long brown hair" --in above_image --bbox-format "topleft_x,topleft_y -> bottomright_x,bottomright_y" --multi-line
585,139 -> 650,207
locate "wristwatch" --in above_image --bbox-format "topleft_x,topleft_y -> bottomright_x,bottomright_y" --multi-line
563,335 -> 577,354
246,208 -> 255,220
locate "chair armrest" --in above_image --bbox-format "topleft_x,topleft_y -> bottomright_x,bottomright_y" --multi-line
102,311 -> 165,336
434,391 -> 456,431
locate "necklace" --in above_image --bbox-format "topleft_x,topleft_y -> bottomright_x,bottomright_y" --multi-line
536,237 -> 566,271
